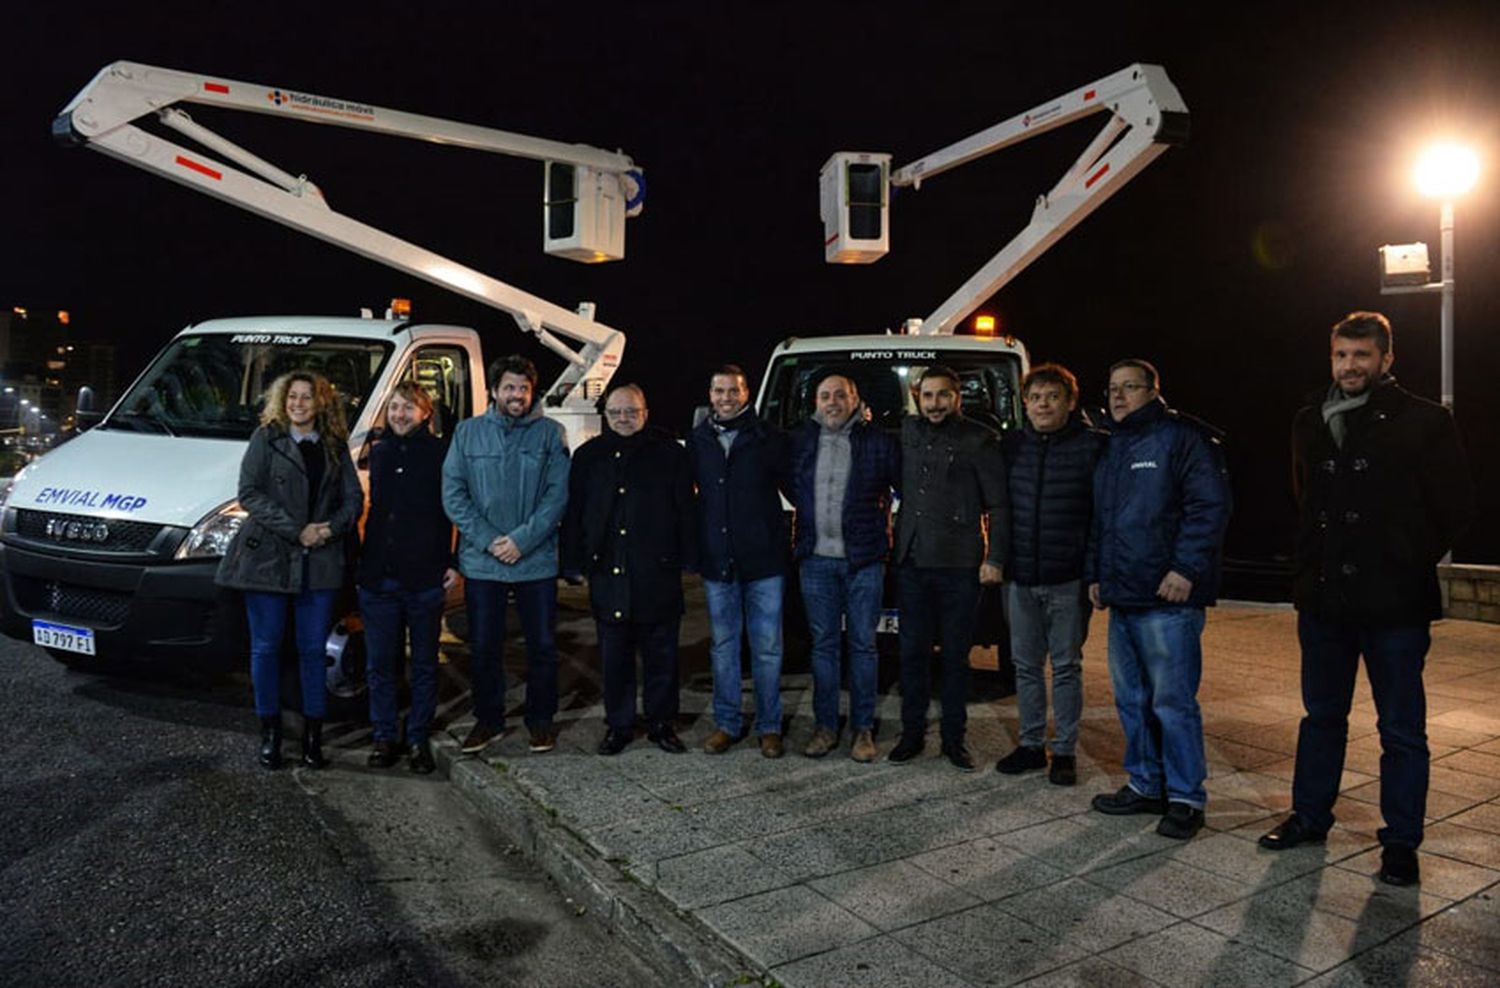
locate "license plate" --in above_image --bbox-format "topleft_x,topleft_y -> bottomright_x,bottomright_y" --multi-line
32,619 -> 96,656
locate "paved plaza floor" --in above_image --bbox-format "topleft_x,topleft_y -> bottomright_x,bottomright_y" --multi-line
433,603 -> 1500,986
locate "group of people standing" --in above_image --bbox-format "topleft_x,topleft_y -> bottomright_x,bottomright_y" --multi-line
216,308 -> 1472,885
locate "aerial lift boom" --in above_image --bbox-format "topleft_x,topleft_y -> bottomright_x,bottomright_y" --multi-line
822,63 -> 1188,335
54,61 -> 645,426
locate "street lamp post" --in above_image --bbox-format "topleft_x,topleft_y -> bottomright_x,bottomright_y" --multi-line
1379,143 -> 1479,412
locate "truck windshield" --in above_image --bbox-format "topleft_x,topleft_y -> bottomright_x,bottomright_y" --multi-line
760,350 -> 1024,435
103,334 -> 393,440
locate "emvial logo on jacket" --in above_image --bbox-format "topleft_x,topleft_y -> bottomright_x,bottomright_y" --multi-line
1130,460 -> 1159,470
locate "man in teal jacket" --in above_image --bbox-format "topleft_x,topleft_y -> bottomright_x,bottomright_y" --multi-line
443,355 -> 571,754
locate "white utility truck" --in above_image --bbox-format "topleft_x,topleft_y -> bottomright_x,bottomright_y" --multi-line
758,64 -> 1188,649
0,62 -> 642,704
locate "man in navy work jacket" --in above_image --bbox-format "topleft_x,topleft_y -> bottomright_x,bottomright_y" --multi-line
786,370 -> 899,763
689,364 -> 790,758
443,355 -> 570,756
995,363 -> 1104,786
562,383 -> 696,756
889,364 -> 1008,772
1258,311 -> 1473,887
1088,358 -> 1231,840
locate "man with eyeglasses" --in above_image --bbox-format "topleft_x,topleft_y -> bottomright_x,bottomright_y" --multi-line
562,383 -> 696,756
1087,359 -> 1231,839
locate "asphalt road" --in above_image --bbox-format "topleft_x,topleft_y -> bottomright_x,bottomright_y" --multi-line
0,635 -> 655,988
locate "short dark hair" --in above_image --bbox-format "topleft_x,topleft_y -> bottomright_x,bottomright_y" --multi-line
1022,363 -> 1079,403
812,366 -> 859,395
489,354 -> 538,389
1331,310 -> 1392,355
710,364 -> 749,390
1108,358 -> 1159,391
917,364 -> 961,390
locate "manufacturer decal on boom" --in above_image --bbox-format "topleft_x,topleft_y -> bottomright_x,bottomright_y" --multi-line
32,488 -> 149,512
266,89 -> 376,121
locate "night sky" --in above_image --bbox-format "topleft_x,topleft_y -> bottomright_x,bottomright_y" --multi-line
6,2 -> 1498,567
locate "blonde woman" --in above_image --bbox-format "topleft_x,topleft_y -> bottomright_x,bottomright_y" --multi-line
217,371 -> 363,769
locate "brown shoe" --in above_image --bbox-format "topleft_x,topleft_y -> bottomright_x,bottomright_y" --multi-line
803,726 -> 838,758
850,729 -> 877,763
703,729 -> 736,754
760,733 -> 785,759
528,726 -> 557,753
460,724 -> 500,754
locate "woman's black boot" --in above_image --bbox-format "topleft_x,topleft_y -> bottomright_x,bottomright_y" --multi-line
301,718 -> 326,769
258,716 -> 283,769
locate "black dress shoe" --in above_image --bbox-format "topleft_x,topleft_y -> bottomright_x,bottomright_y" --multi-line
942,742 -> 977,773
597,729 -> 632,756
408,741 -> 435,775
647,725 -> 687,754
886,734 -> 925,764
1091,785 -> 1167,816
301,718 -> 326,769
1379,845 -> 1420,886
258,716 -> 283,770
1258,813 -> 1328,851
367,740 -> 401,769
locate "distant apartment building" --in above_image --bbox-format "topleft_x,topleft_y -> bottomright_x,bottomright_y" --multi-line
1,307 -> 118,431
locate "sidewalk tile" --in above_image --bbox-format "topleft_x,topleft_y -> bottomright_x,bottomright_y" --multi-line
1300,929 -> 1500,986
809,859 -> 982,931
998,814 -> 1172,876
1165,831 -> 1328,885
909,836 -> 1071,902
892,903 -> 1088,987
1418,820 -> 1500,870
651,843 -> 795,910
1409,886 -> 1500,972
990,877 -> 1176,952
1088,855 -> 1256,918
1446,799 -> 1500,835
1102,921 -> 1313,987
696,885 -> 878,967
1334,847 -> 1499,902
772,936 -> 976,988
1012,957 -> 1158,987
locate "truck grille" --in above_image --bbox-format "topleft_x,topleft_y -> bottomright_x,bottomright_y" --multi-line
13,576 -> 133,627
14,510 -> 166,554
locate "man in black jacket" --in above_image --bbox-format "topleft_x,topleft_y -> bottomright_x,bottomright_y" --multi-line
889,365 -> 1008,771
1259,312 -> 1475,887
562,384 -> 695,756
688,365 -> 790,758
995,364 -> 1103,786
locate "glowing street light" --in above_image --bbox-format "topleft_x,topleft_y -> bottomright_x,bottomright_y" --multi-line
1378,141 -> 1480,411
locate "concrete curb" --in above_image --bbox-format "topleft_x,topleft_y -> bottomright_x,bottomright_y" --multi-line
433,736 -> 755,987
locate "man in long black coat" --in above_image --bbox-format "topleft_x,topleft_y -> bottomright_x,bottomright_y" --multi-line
562,383 -> 696,755
1259,311 -> 1475,887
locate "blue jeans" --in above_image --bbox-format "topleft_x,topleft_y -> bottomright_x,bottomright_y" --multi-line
800,557 -> 884,733
245,587 -> 336,719
897,565 -> 980,745
1294,613 -> 1430,848
1007,580 -> 1089,755
359,581 -> 445,745
1108,606 -> 1208,808
465,577 -> 559,732
703,576 -> 784,736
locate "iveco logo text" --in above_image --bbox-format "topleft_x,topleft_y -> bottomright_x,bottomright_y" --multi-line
848,350 -> 938,360
1130,460 -> 1159,470
45,518 -> 111,543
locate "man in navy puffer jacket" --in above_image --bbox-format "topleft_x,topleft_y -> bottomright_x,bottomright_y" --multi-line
995,364 -> 1104,786
1087,359 -> 1231,840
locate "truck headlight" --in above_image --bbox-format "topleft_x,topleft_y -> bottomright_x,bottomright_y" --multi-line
175,500 -> 247,560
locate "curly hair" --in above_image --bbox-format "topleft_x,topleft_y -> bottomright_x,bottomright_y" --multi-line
260,371 -> 349,448
379,380 -> 437,436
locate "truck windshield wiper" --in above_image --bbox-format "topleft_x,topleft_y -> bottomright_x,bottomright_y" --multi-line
106,411 -> 177,437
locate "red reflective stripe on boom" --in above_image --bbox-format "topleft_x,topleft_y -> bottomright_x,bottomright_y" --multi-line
1084,89 -> 1096,101
825,232 -> 840,246
203,82 -> 230,94
175,155 -> 223,180
1085,163 -> 1110,188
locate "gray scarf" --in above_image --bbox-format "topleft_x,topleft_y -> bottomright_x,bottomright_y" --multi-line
1321,375 -> 1390,448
